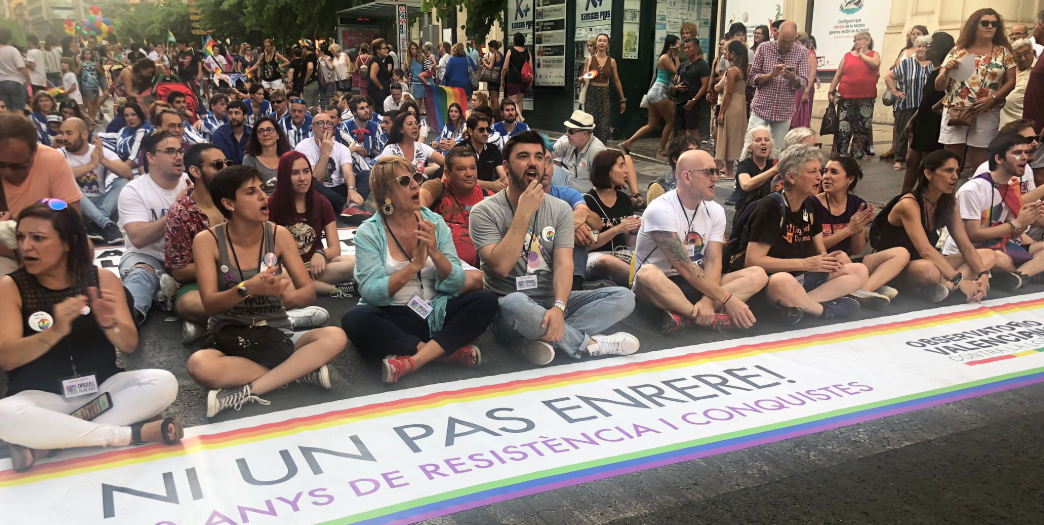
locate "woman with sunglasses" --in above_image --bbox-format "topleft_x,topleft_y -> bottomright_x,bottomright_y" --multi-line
377,112 -> 445,176
242,116 -> 292,195
811,154 -> 909,307
341,156 -> 497,384
269,151 -> 357,298
187,166 -> 347,418
935,8 -> 1016,172
433,102 -> 465,155
0,201 -> 183,472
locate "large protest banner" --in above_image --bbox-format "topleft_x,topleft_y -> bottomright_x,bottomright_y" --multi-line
5,294 -> 1044,524
810,0 -> 894,70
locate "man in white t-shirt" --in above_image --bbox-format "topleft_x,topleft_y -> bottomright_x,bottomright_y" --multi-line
58,118 -> 133,244
944,133 -> 1044,290
383,83 -> 404,113
0,28 -> 30,113
294,113 -> 361,213
24,35 -> 47,95
632,150 -> 766,334
118,131 -> 190,323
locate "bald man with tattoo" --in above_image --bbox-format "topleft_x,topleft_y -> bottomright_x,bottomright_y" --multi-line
632,150 -> 768,334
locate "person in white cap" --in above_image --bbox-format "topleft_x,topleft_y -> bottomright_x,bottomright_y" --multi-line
553,110 -> 605,193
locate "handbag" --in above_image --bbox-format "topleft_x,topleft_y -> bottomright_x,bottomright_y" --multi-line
467,62 -> 478,89
947,105 -> 975,127
820,98 -> 839,136
882,90 -> 896,106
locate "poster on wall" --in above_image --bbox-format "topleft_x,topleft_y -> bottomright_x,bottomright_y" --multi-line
810,0 -> 894,71
655,0 -> 711,57
535,0 -> 567,86
574,0 -> 613,102
508,0 -> 534,33
721,0 -> 783,41
622,0 -> 641,59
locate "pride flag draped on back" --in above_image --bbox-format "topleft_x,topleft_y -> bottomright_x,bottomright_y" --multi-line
420,72 -> 468,133
203,36 -> 220,73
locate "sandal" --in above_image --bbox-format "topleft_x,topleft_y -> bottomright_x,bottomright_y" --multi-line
893,161 -> 904,171
630,192 -> 646,210
382,355 -> 416,384
130,416 -> 184,446
438,345 -> 482,368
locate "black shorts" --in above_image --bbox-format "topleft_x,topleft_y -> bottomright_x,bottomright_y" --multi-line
674,102 -> 700,131
796,272 -> 830,293
637,274 -> 704,318
201,324 -> 294,370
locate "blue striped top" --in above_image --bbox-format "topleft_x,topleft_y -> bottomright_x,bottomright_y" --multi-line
892,57 -> 935,112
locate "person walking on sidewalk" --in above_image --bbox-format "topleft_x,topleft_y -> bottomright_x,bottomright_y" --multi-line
619,36 -> 680,157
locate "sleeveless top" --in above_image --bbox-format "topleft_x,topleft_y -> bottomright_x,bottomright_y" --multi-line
506,48 -> 530,84
589,55 -> 614,87
655,65 -> 672,85
259,54 -> 281,82
838,50 -> 880,99
6,268 -> 122,397
874,194 -> 941,256
208,222 -> 292,333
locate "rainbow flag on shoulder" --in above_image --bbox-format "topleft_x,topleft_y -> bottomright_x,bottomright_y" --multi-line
421,72 -> 468,133
202,35 -> 220,73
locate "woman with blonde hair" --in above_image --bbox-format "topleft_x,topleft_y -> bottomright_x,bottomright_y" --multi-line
341,156 -> 497,384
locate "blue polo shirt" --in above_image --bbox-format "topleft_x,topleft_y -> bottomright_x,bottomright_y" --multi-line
549,185 -> 584,209
212,124 -> 252,165
492,121 -> 530,138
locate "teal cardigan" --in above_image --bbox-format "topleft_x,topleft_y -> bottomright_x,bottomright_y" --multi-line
354,207 -> 465,334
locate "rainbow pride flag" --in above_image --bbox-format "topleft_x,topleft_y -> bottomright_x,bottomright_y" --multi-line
421,72 -> 468,133
202,35 -> 220,73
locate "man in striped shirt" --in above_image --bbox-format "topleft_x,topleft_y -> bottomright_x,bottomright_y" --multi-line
279,97 -> 313,148
193,93 -> 229,141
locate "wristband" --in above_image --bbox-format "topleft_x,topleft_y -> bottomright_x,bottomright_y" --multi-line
978,270 -> 992,279
553,300 -> 567,313
720,292 -> 733,311
948,271 -> 964,287
99,320 -> 120,333
315,250 -> 328,261
1009,221 -> 1018,234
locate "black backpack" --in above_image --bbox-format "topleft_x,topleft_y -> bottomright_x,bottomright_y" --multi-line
869,194 -> 905,251
723,192 -> 815,273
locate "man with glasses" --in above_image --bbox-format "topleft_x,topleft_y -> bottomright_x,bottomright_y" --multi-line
153,109 -> 206,149
1009,23 -> 1043,57
58,117 -> 133,245
279,98 -> 313,148
195,93 -> 229,142
164,143 -> 230,342
295,112 -> 360,213
1000,39 -> 1037,130
463,113 -> 507,191
552,110 -> 605,193
267,89 -> 290,120
745,20 -> 809,156
1024,11 -> 1044,174
212,100 -> 251,165
117,131 -> 191,323
633,150 -> 766,334
0,114 -> 83,276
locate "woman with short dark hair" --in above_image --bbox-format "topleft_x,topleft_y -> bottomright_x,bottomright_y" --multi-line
585,149 -> 641,286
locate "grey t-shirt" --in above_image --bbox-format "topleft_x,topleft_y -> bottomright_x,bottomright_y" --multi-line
470,190 -> 575,298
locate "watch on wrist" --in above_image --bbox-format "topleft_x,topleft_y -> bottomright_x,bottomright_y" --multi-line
978,270 -> 992,279
553,300 -> 567,313
948,271 -> 964,288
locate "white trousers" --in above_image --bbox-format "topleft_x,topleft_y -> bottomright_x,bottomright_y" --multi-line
0,369 -> 178,450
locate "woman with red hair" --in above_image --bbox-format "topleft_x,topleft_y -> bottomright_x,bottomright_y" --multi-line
268,151 -> 357,298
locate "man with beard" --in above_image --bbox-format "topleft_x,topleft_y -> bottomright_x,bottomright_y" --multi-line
295,112 -> 361,212
118,132 -> 191,323
943,133 -> 1044,290
492,99 -> 530,138
279,97 -> 313,148
633,150 -> 766,334
470,131 -> 639,366
195,93 -> 229,141
58,118 -> 133,244
420,146 -> 490,293
212,101 -> 252,165
339,96 -> 381,197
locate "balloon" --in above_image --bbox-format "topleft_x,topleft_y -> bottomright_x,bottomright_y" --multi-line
88,14 -> 95,22
94,20 -> 101,28
103,18 -> 111,25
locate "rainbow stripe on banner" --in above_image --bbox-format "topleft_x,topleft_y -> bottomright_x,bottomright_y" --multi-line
5,296 -> 1044,523
422,75 -> 467,133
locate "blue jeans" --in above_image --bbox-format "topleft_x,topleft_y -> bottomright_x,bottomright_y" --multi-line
493,288 -> 636,359
119,252 -> 165,321
0,81 -> 27,114
80,178 -> 127,228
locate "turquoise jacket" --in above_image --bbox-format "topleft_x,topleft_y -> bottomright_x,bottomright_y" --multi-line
354,207 -> 465,333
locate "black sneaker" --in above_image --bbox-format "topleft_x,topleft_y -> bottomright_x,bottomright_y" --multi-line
85,223 -> 104,242
820,297 -> 861,320
296,365 -> 332,389
724,187 -> 745,206
330,280 -> 357,298
661,311 -> 690,335
206,384 -> 270,418
992,272 -> 1024,291
100,222 -> 124,245
781,306 -> 804,325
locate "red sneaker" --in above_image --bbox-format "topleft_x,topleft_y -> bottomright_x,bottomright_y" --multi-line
710,313 -> 742,331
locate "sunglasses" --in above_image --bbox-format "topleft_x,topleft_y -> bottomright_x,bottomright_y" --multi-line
980,20 -> 999,28
567,128 -> 587,135
0,160 -> 31,170
272,99 -> 287,104
40,198 -> 68,211
474,126 -> 489,133
290,98 -> 306,105
207,159 -> 234,170
395,172 -> 425,187
685,168 -> 721,178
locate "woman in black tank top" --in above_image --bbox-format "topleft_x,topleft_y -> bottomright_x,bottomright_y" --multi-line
187,166 -> 347,419
873,150 -> 996,303
0,202 -> 182,472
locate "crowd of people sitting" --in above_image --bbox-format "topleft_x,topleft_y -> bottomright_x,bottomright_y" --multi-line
3,25 -> 1044,475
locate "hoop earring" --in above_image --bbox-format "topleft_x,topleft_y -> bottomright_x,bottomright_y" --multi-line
381,198 -> 394,216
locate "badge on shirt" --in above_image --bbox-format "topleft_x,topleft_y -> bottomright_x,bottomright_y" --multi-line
61,374 -> 99,399
28,311 -> 54,332
541,226 -> 556,242
516,275 -> 539,291
407,295 -> 433,319
686,244 -> 697,258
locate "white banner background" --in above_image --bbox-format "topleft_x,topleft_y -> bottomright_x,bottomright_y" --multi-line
3,295 -> 1044,524
810,0 -> 894,71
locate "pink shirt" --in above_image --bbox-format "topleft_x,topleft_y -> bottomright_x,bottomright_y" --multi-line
838,50 -> 880,99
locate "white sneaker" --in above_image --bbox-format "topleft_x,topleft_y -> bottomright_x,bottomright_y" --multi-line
875,285 -> 899,301
156,273 -> 180,312
849,288 -> 890,308
288,306 -> 330,329
296,365 -> 332,389
511,339 -> 555,365
181,320 -> 205,344
587,332 -> 640,357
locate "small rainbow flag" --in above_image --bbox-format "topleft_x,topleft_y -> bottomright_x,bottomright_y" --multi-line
421,72 -> 468,133
202,35 -> 220,74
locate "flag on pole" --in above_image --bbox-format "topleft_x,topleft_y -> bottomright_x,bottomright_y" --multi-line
202,35 -> 220,73
421,73 -> 468,133
167,30 -> 176,45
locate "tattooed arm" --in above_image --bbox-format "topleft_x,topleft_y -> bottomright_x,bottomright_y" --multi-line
650,230 -> 728,303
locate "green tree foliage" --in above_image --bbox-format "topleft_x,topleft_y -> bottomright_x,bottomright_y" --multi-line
0,19 -> 28,48
422,0 -> 502,41
103,0 -> 192,44
199,0 -> 346,46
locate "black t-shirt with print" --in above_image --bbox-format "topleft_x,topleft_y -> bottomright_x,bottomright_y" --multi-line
747,193 -> 821,271
584,190 -> 634,252
177,50 -> 199,81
